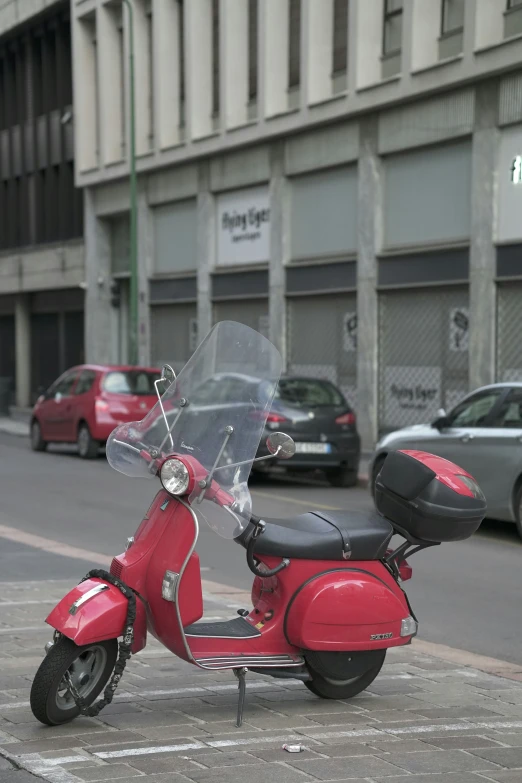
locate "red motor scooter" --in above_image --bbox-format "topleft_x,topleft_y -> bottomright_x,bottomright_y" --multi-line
30,321 -> 487,727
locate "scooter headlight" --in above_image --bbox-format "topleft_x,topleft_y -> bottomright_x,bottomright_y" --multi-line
160,458 -> 190,496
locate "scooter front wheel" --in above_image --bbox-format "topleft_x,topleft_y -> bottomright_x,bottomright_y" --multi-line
304,651 -> 386,699
30,637 -> 118,725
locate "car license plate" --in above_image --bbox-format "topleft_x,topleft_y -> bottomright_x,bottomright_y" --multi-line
295,442 -> 331,454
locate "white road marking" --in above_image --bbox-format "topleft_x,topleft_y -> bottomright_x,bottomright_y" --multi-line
79,718 -> 522,759
96,742 -> 205,759
0,600 -> 58,606
0,522 -> 111,566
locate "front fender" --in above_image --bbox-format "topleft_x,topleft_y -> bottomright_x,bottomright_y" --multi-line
46,578 -> 147,653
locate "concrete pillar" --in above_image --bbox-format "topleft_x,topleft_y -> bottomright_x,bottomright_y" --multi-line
153,0 -> 181,149
356,116 -> 382,452
98,3 -> 124,165
269,142 -> 288,366
264,0 -> 289,117
196,162 -> 213,341
84,189 -> 112,364
15,294 -> 31,408
137,182 -> 151,366
221,0 -> 248,129
305,0 -> 333,105
469,82 -> 499,390
185,0 -> 213,140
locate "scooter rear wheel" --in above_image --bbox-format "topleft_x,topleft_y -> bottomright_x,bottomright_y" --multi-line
30,636 -> 118,725
304,652 -> 386,699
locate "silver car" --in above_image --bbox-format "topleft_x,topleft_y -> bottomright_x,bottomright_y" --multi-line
370,383 -> 522,539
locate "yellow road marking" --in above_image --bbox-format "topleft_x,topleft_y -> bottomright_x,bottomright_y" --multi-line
251,490 -> 341,511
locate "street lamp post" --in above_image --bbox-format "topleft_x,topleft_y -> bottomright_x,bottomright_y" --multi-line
122,0 -> 138,366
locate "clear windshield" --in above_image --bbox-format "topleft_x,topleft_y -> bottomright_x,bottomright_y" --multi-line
106,321 -> 282,537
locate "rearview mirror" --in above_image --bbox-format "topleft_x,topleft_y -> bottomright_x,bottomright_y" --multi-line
431,414 -> 450,431
160,364 -> 176,388
266,432 -> 296,460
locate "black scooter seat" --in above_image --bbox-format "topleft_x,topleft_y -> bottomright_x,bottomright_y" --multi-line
247,510 -> 393,561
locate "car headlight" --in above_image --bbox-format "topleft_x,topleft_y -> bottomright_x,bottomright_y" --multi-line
160,459 -> 190,496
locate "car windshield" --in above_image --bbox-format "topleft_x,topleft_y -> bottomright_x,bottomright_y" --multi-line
275,378 -> 345,407
102,371 -> 160,396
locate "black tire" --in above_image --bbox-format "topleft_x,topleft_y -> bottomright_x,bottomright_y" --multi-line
305,653 -> 386,699
371,456 -> 387,500
514,484 -> 522,541
78,423 -> 99,459
30,419 -> 47,452
327,467 -> 358,488
30,637 -> 118,726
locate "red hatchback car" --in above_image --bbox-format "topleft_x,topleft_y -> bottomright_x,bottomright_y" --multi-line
31,365 -> 161,459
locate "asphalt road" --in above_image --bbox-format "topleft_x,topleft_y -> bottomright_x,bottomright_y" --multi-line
0,430 -> 521,664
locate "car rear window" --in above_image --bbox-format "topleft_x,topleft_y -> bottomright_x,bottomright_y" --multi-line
102,371 -> 161,396
275,379 -> 346,407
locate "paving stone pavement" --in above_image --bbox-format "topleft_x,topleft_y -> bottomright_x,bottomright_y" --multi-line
1,580 -> 522,782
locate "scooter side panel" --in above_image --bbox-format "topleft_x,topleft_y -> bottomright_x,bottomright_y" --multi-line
46,578 -> 147,652
284,565 -> 412,651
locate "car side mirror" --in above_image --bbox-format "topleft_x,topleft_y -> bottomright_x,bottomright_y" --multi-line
54,392 -> 63,403
432,415 -> 450,431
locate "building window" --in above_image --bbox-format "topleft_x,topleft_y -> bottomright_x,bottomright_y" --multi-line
117,13 -> 125,157
248,0 -> 258,103
383,0 -> 403,56
0,10 -> 83,251
178,0 -> 185,126
505,0 -> 522,39
212,0 -> 220,119
441,0 -> 464,34
440,0 -> 464,58
288,0 -> 301,91
146,0 -> 154,148
332,0 -> 348,75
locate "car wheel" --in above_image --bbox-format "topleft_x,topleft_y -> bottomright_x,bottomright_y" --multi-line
514,484 -> 522,541
30,420 -> 47,452
77,424 -> 99,460
327,467 -> 358,488
371,456 -> 387,499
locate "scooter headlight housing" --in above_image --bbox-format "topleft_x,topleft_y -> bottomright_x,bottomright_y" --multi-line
160,458 -> 190,496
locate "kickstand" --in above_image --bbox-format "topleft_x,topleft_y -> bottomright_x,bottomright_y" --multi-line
233,667 -> 248,727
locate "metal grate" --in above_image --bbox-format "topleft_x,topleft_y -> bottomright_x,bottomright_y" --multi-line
497,283 -> 522,383
378,287 -> 469,433
287,294 -> 357,410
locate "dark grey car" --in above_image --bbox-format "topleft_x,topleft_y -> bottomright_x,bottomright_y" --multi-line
369,383 -> 522,538
255,376 -> 361,487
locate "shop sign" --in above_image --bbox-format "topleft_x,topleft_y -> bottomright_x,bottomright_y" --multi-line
449,307 -> 469,352
217,186 -> 270,266
384,366 -> 442,428
512,156 -> 522,185
343,312 -> 357,352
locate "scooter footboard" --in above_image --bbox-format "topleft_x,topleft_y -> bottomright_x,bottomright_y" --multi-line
46,578 -> 147,653
285,566 -> 413,651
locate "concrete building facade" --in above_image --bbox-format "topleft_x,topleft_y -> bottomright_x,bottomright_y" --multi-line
0,0 -> 84,409
71,0 -> 522,450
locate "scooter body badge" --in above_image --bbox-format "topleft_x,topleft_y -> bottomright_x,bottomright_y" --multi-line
160,499 -> 170,511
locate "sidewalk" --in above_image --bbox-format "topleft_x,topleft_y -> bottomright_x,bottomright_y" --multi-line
0,579 -> 522,782
0,418 -> 29,437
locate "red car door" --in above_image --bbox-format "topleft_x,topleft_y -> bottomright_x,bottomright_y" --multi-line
45,370 -> 80,441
